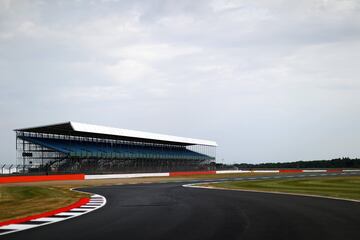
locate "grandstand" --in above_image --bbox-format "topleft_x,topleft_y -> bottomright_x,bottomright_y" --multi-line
15,122 -> 217,173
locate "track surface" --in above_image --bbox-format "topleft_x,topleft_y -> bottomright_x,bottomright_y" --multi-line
2,172 -> 360,240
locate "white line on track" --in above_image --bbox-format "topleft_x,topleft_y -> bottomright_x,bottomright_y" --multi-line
32,217 -> 65,222
55,212 -> 86,216
70,208 -> 90,211
183,172 -> 360,202
0,224 -> 39,230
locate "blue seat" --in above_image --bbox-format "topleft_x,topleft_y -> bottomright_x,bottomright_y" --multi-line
20,136 -> 211,160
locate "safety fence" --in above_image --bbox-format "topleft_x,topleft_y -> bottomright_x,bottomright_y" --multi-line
0,163 -> 215,175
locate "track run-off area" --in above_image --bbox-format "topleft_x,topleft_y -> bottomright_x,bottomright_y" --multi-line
1,172 -> 360,240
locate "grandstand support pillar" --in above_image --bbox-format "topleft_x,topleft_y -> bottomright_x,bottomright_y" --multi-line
22,138 -> 25,173
41,145 -> 44,168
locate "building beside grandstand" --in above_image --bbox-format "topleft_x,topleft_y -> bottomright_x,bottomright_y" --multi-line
15,122 -> 217,173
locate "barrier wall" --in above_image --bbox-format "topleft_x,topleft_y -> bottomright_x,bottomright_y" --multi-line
85,172 -> 169,180
326,169 -> 343,172
302,170 -> 327,173
279,169 -> 303,173
216,170 -> 280,174
169,171 -> 216,176
0,174 -> 85,184
1,169 -> 360,184
216,170 -> 252,174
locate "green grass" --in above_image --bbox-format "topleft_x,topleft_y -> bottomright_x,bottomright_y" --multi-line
0,172 -> 309,223
0,186 -> 89,222
208,176 -> 360,201
0,172 -> 280,222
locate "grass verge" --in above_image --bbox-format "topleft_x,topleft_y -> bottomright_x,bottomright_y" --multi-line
206,176 -> 360,201
0,186 -> 89,222
0,172 -> 279,222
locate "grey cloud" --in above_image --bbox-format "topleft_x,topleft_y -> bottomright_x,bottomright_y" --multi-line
0,0 -> 360,164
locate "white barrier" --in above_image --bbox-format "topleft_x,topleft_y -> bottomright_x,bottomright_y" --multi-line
84,169 -> 360,180
302,170 -> 327,173
85,172 -> 169,180
216,170 -> 280,174
216,170 -> 252,174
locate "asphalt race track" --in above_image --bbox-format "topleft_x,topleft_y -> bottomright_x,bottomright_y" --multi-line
2,173 -> 360,240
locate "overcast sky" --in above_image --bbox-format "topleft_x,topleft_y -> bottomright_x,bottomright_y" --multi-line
1,0 -> 360,164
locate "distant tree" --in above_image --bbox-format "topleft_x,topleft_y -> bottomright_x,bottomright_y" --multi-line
232,158 -> 360,169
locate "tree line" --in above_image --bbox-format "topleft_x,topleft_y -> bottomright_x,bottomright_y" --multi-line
216,158 -> 360,169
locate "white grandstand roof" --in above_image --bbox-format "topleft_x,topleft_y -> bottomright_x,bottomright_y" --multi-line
15,121 -> 218,147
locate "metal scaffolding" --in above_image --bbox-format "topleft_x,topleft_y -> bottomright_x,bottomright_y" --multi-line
15,122 -> 217,174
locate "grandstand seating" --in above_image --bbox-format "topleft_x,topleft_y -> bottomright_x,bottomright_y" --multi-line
20,136 -> 210,161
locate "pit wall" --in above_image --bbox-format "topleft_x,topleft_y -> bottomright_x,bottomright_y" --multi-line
1,169 -> 360,184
